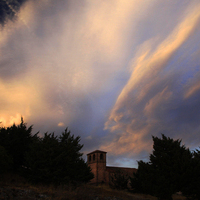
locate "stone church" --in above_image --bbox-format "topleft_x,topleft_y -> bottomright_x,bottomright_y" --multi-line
87,150 -> 137,184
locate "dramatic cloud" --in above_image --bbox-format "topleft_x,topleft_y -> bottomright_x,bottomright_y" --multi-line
102,1 -> 200,163
0,0 -> 28,25
1,0 -> 200,167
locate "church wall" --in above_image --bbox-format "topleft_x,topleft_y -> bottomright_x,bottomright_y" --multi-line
87,150 -> 137,185
89,162 -> 98,184
87,150 -> 107,184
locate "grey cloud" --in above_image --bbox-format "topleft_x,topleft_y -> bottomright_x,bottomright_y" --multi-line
0,0 -> 28,25
102,1 -> 200,164
1,0 -> 200,168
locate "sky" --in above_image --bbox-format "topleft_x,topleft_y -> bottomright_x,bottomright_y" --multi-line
1,0 -> 200,168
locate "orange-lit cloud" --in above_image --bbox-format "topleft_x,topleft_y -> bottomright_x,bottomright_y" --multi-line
1,0 -> 200,167
58,122 -> 65,127
102,2 -> 200,158
0,0 -> 145,131
0,114 -> 22,127
184,82 -> 200,99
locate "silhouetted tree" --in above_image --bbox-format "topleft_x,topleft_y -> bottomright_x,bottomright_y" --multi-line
110,169 -> 129,190
181,148 -> 200,199
0,118 -> 38,172
0,145 -> 13,174
57,129 -> 93,183
25,128 -> 93,185
130,160 -> 155,195
130,134 -> 192,200
0,119 -> 93,185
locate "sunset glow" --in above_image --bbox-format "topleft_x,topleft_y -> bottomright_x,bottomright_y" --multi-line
1,0 -> 200,167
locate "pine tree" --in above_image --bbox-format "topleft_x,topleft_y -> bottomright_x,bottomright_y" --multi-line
0,118 -> 38,172
25,128 -> 93,185
181,148 -> 200,199
0,145 -> 13,174
110,169 -> 129,190
131,134 -> 192,200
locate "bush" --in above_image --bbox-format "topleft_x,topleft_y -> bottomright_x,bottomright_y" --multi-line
110,169 -> 129,190
0,145 -> 13,173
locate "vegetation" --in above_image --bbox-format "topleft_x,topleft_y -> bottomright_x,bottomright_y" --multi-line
0,173 -> 160,200
0,145 -> 13,173
181,148 -> 200,199
0,172 -> 187,200
25,129 -> 93,184
130,134 -> 200,200
0,118 -> 93,185
110,169 -> 129,190
0,119 -> 200,199
0,118 -> 36,172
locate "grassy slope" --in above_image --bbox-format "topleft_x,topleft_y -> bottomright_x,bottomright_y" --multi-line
0,173 -> 186,200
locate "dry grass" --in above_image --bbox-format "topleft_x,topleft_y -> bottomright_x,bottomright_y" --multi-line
0,173 -> 187,200
31,184 -> 158,200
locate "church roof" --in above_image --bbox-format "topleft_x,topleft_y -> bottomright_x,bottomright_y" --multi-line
87,150 -> 107,155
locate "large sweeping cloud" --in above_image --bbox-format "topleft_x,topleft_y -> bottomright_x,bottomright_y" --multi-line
0,0 -> 200,167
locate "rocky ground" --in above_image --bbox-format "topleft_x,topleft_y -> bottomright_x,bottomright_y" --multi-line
0,187 -> 48,200
0,174 -> 185,200
0,185 -> 155,200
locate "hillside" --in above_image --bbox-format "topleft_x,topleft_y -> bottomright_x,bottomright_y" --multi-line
0,173 -> 186,200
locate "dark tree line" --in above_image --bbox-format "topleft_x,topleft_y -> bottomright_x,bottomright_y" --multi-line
130,134 -> 200,200
0,118 -> 93,185
110,169 -> 129,190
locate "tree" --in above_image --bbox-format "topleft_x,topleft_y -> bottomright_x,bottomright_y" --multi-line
25,128 -> 93,185
57,128 -> 93,183
0,145 -> 13,174
24,132 -> 60,184
130,134 -> 192,200
130,161 -> 155,195
0,119 -> 93,185
181,148 -> 200,199
0,118 -> 38,172
110,169 -> 129,190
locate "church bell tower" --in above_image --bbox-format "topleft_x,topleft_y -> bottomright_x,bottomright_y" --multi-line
87,150 -> 107,184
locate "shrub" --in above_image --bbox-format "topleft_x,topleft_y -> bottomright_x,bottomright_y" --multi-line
110,169 -> 129,190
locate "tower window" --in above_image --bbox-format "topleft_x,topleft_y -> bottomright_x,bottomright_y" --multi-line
100,153 -> 103,160
93,154 -> 95,161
